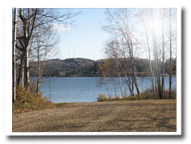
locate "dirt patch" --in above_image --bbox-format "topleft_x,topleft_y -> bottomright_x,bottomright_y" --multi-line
12,99 -> 176,132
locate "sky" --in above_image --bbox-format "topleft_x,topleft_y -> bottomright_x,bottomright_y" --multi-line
52,8 -> 177,61
54,8 -> 110,61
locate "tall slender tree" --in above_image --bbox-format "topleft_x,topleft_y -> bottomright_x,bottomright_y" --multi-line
169,8 -> 172,98
135,8 -> 156,98
12,8 -> 17,103
103,9 -> 140,96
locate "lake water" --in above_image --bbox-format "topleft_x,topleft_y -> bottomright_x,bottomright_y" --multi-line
31,76 -> 176,103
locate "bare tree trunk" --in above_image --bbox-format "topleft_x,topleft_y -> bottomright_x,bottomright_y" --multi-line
139,9 -> 156,98
112,77 -> 117,98
132,76 -> 134,92
20,8 -> 30,91
129,41 -> 140,96
169,8 -> 172,98
117,63 -> 124,98
36,30 -> 41,93
162,8 -> 165,93
103,75 -> 111,98
24,48 -> 30,91
124,73 -> 134,96
36,45 -> 40,93
151,8 -> 162,98
16,56 -> 24,86
130,55 -> 140,96
118,60 -> 134,95
22,66 -> 24,87
131,44 -> 134,93
158,59 -> 162,98
12,8 -> 17,103
147,32 -> 156,98
49,75 -> 51,102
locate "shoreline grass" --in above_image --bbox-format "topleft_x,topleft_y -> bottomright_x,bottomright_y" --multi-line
97,88 -> 176,102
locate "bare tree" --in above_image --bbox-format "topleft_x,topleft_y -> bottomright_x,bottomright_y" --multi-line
169,8 -> 172,98
97,60 -> 111,98
102,8 -> 177,99
103,8 -> 140,96
134,8 -> 156,98
151,8 -> 163,98
105,40 -> 134,96
14,8 -> 79,93
161,8 -> 165,93
35,27 -> 59,93
12,8 -> 17,103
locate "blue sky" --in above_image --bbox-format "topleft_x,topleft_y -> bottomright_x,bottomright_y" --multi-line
55,8 -> 110,61
50,8 -> 178,61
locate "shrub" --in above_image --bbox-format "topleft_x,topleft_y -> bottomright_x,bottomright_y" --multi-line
13,85 -> 55,115
162,90 -> 169,99
126,95 -> 137,100
171,88 -> 176,98
97,93 -> 108,102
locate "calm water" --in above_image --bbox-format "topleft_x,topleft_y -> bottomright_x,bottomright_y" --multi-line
31,76 -> 176,103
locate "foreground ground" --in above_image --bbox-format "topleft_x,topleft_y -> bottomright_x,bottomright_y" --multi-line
12,99 -> 176,132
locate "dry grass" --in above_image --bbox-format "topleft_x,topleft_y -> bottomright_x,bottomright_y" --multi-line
12,99 -> 176,132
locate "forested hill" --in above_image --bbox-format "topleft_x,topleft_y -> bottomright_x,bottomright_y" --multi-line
29,58 -> 100,77
29,57 -> 176,77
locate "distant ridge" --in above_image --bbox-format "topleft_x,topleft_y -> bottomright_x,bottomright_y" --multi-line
29,57 -> 176,77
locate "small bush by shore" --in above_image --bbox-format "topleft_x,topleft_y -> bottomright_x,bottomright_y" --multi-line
12,86 -> 55,115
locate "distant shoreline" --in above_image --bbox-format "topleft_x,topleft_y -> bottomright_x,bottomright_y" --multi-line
31,74 -> 176,78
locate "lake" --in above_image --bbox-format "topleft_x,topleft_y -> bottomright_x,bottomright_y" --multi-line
31,76 -> 176,103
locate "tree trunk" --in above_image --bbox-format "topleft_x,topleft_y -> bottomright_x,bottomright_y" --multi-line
117,60 -> 134,95
49,75 -> 51,102
148,36 -> 156,98
36,30 -> 41,93
112,77 -> 117,98
169,8 -> 172,98
117,63 -> 124,98
12,8 -> 17,103
124,74 -> 134,96
141,11 -> 156,98
132,76 -> 134,92
130,56 -> 140,96
36,45 -> 41,93
19,8 -> 30,91
129,40 -> 140,96
103,75 -> 111,98
16,56 -> 24,86
151,8 -> 162,98
158,59 -> 162,98
162,8 -> 165,93
22,66 -> 24,87
24,49 -> 30,91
